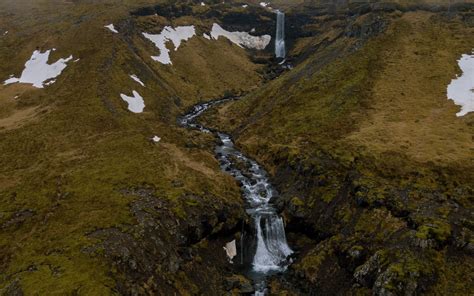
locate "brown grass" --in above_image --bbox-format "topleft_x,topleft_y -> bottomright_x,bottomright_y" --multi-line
0,84 -> 47,131
161,142 -> 219,178
345,12 -> 474,165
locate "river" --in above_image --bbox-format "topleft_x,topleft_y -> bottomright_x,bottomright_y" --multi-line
179,97 -> 293,295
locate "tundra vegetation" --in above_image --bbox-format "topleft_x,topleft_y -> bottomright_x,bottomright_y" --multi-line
0,0 -> 473,295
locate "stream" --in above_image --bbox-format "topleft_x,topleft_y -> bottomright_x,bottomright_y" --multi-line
179,98 -> 293,295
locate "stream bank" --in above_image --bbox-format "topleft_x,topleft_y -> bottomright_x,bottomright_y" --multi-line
179,97 -> 293,295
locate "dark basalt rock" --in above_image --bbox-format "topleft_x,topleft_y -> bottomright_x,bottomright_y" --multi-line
83,186 -> 245,295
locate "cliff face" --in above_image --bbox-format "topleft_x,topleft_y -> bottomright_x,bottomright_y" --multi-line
200,2 -> 474,295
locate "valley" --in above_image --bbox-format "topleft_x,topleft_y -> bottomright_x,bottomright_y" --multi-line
0,0 -> 473,295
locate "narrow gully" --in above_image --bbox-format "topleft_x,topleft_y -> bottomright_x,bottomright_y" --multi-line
179,97 -> 293,295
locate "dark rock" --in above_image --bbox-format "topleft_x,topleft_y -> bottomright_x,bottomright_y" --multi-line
2,209 -> 35,229
353,252 -> 382,287
2,279 -> 23,296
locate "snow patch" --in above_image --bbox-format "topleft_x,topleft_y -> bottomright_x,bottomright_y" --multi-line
4,49 -> 73,88
210,23 -> 271,50
130,74 -> 145,87
260,2 -> 269,7
203,33 -> 211,40
242,4 -> 248,8
142,26 -> 196,65
105,24 -> 118,33
447,52 -> 474,116
120,90 -> 145,113
152,136 -> 161,143
223,240 -> 237,263
3,31 -> 8,36
201,2 -> 206,6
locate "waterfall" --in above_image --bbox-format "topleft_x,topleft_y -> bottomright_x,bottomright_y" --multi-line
275,10 -> 286,59
253,214 -> 293,273
181,98 -> 293,295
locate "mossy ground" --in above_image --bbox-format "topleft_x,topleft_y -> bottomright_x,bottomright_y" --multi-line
1,0 -> 473,294
0,0 -> 273,294
200,5 -> 474,294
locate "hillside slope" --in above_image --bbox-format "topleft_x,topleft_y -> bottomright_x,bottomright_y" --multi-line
0,0 -> 276,294
1,0 -> 473,295
201,3 -> 474,295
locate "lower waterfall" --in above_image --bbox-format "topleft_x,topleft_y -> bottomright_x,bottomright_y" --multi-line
180,98 -> 292,295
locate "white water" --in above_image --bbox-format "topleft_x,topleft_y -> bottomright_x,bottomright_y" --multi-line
180,98 -> 292,295
275,10 -> 286,59
253,214 -> 293,272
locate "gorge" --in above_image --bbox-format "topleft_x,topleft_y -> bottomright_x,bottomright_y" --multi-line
0,1 -> 473,295
179,97 -> 293,295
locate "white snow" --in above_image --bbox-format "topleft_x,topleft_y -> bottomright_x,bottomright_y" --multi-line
201,2 -> 206,6
223,240 -> 237,263
242,4 -> 248,8
73,58 -> 80,63
203,33 -> 211,40
210,23 -> 271,50
260,2 -> 269,7
105,24 -> 118,33
143,26 -> 196,65
447,52 -> 474,117
130,74 -> 145,87
152,136 -> 161,143
120,90 -> 145,113
3,31 -> 8,36
4,49 -> 73,88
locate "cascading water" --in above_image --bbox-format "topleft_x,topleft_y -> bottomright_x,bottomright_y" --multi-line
180,98 -> 293,295
275,10 -> 286,59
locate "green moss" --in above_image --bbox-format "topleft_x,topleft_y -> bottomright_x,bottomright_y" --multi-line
291,196 -> 304,206
0,1 -> 251,292
416,221 -> 451,243
321,187 -> 338,203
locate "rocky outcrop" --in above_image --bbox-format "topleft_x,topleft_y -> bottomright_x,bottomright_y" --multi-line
196,3 -> 474,294
83,186 -> 245,295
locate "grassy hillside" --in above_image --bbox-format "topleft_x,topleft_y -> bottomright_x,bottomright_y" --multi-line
0,0 -> 473,294
0,0 -> 272,294
201,4 -> 474,295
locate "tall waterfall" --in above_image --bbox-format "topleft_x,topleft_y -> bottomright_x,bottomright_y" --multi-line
275,10 -> 286,59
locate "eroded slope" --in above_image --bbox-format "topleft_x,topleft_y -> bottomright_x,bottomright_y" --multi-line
202,3 -> 474,295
